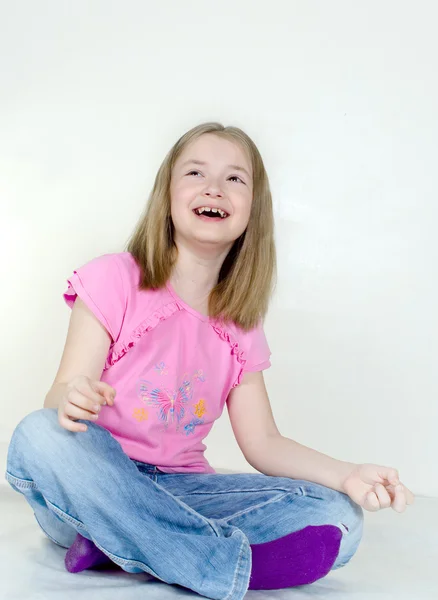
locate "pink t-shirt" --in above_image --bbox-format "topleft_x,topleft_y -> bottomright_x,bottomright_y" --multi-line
63,252 -> 271,473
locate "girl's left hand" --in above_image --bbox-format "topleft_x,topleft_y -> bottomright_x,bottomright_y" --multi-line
342,464 -> 415,512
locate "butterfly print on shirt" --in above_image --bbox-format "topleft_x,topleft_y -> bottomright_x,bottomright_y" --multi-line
136,369 -> 208,433
136,376 -> 193,430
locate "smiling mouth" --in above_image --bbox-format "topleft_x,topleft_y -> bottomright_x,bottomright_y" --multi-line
193,206 -> 229,219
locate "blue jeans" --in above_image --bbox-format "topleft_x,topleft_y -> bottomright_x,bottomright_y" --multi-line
5,408 -> 363,599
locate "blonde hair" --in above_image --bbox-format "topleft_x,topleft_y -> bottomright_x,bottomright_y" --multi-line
125,122 -> 276,331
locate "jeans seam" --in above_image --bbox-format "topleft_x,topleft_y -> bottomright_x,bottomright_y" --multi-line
224,531 -> 251,600
5,471 -> 37,489
152,479 -> 223,537
222,491 -> 298,523
91,537 -> 165,582
175,486 -> 303,498
45,499 -> 87,530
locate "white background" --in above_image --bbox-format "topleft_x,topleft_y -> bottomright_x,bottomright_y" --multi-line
1,1 -> 436,496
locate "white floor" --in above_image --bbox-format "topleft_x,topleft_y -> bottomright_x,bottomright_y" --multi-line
0,484 -> 436,600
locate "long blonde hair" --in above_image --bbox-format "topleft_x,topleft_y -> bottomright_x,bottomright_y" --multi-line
125,122 -> 276,331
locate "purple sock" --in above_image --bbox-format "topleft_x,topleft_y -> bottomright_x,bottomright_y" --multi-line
248,525 -> 342,590
65,533 -> 114,573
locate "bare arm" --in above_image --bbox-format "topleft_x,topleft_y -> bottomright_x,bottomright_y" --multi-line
44,297 -> 112,408
227,371 -> 356,493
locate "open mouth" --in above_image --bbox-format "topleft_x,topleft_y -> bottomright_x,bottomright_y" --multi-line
193,206 -> 229,220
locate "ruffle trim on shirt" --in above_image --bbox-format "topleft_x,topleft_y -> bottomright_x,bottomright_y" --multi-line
103,302 -> 249,387
104,301 -> 182,370
210,325 -> 247,388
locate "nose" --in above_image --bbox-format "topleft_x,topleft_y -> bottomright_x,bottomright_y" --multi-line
204,190 -> 223,198
203,179 -> 224,198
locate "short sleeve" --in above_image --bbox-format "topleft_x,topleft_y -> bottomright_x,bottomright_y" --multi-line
243,320 -> 271,373
63,254 -> 127,343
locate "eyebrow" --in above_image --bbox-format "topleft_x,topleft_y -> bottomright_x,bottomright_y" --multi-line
181,159 -> 251,179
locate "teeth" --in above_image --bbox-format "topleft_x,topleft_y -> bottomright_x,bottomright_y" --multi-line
195,207 -> 228,218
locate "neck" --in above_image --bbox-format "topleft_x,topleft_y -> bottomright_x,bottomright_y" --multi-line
169,238 -> 231,313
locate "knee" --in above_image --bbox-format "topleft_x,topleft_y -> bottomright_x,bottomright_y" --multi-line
9,408 -> 60,455
10,406 -> 117,462
7,408 -> 61,475
13,408 -> 59,441
10,407 -> 109,453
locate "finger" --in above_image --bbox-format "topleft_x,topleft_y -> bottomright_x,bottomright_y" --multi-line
384,484 -> 397,501
64,402 -> 100,422
67,389 -> 102,414
378,466 -> 400,486
58,413 -> 88,433
374,483 -> 392,509
386,483 -> 414,507
404,486 -> 415,505
92,381 -> 116,406
392,484 -> 407,513
74,383 -> 106,406
363,491 -> 380,512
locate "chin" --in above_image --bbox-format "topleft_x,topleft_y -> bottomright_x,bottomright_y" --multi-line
184,230 -> 232,248
192,234 -> 230,246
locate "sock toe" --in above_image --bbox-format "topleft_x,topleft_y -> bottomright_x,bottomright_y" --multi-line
65,533 -> 111,573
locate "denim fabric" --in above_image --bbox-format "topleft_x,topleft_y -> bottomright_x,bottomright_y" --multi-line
5,408 -> 363,599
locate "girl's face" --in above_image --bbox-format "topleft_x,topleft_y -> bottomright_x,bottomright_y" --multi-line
170,134 -> 253,253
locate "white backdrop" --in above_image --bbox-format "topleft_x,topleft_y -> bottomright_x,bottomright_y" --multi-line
1,1 -> 436,497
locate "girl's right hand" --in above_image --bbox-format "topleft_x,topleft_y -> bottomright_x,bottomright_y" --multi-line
58,375 -> 116,432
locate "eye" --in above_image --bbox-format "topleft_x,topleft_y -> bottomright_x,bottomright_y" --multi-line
229,175 -> 245,184
187,170 -> 202,177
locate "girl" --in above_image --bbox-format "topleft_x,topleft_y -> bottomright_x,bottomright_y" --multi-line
6,123 -> 414,600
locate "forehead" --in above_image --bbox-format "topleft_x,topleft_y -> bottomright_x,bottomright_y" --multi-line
176,134 -> 252,176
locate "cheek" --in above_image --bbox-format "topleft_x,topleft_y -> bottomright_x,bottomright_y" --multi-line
170,201 -> 183,223
171,180 -> 194,205
231,199 -> 252,235
170,191 -> 190,227
170,182 -> 184,211
234,192 -> 253,218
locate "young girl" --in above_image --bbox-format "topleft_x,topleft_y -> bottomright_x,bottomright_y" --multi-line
6,123 -> 413,600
